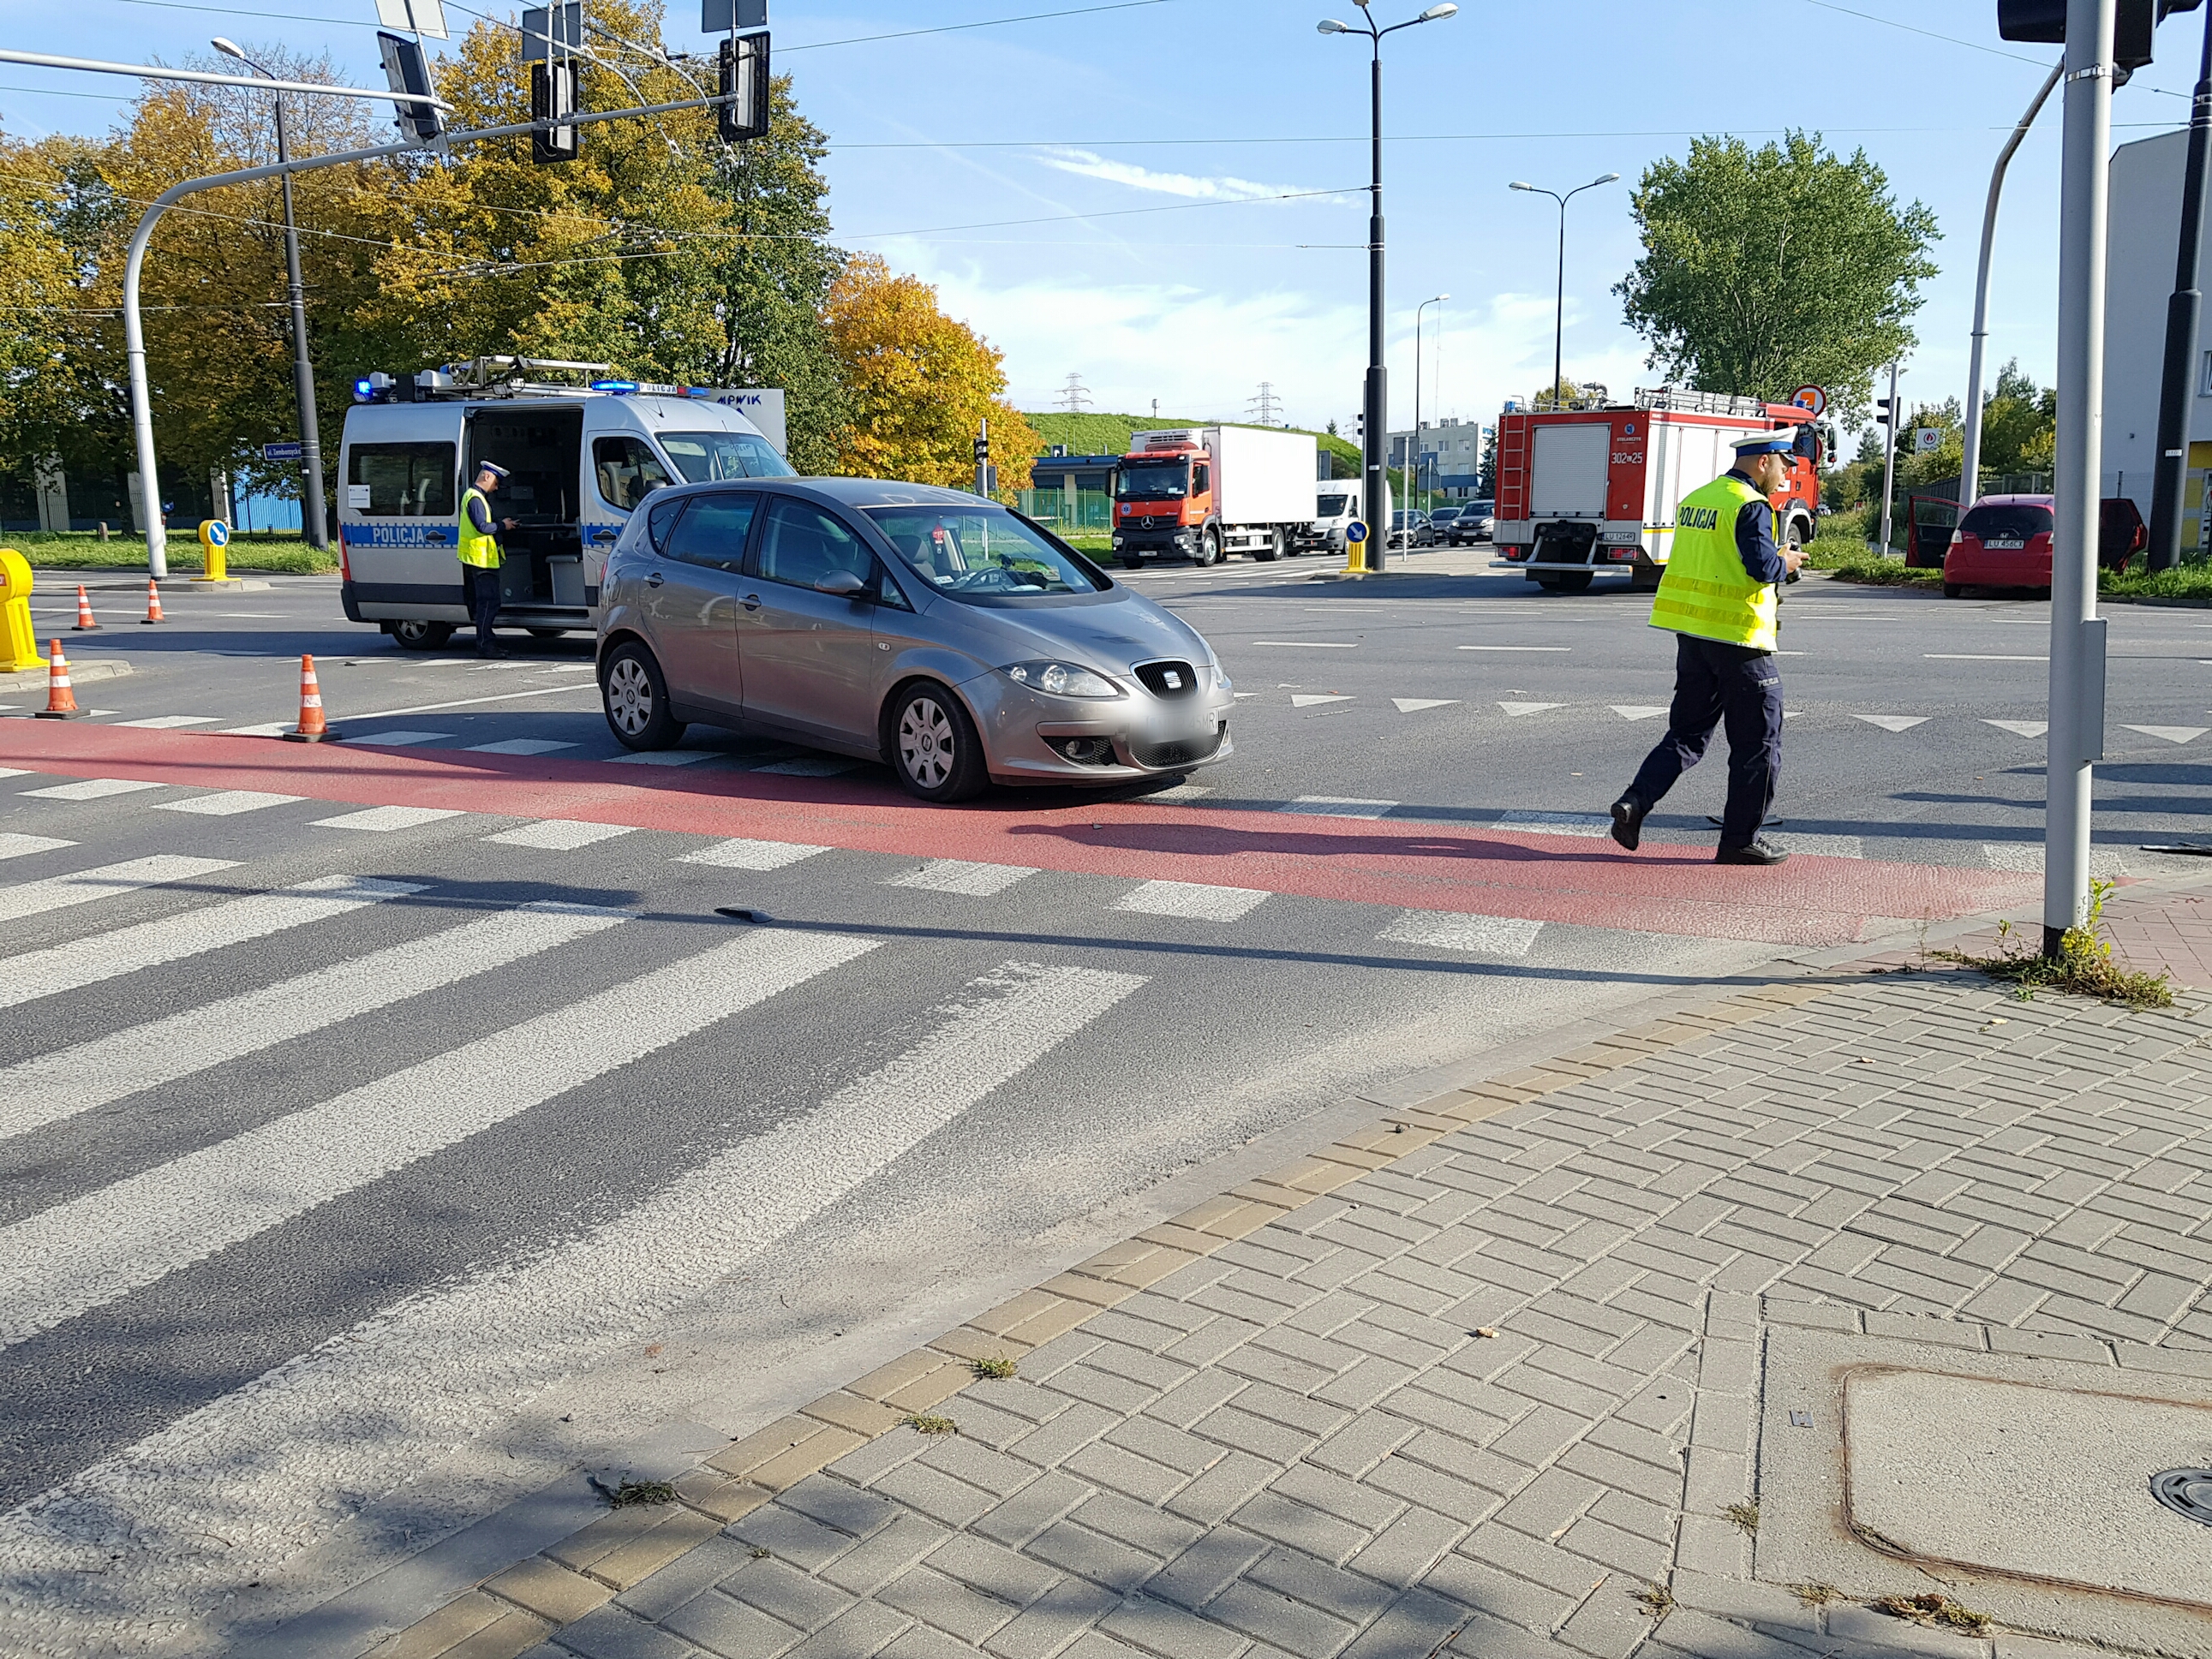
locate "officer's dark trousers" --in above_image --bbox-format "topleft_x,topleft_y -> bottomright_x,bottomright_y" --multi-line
1624,632 -> 1783,851
465,565 -> 501,652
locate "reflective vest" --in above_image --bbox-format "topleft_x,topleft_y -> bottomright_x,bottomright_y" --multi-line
1648,474 -> 1779,651
457,487 -> 502,570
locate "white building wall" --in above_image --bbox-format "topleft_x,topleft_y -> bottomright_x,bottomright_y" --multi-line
2103,129 -> 2203,512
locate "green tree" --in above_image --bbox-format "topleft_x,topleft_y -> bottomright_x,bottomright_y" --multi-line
1977,358 -> 2057,478
1613,132 -> 1939,425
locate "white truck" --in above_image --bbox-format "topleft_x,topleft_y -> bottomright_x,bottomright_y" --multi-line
1108,425 -> 1318,567
337,357 -> 788,649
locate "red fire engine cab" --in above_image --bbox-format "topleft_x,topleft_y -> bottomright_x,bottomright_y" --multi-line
1494,387 -> 1832,593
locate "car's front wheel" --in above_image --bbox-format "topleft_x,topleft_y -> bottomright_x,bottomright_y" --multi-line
601,640 -> 685,750
886,681 -> 989,803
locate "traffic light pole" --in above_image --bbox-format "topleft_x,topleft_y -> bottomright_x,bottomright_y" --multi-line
2046,0 -> 2119,955
1877,361 -> 1900,554
2148,7 -> 2212,571
120,88 -> 741,575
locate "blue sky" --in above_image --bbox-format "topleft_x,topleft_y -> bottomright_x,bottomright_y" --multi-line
1,0 -> 2200,437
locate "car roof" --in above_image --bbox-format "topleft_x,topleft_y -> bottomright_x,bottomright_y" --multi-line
654,476 -> 995,511
1970,493 -> 2054,508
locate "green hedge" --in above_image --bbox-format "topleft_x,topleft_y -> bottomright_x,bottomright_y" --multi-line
0,531 -> 337,575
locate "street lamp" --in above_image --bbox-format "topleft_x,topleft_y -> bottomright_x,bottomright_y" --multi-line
213,37 -> 328,550
1405,292 -> 1446,540
1318,0 -> 1458,570
1510,171 -> 1618,411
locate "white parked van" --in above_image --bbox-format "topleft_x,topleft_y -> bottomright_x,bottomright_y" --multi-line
1297,480 -> 1362,554
338,359 -> 790,649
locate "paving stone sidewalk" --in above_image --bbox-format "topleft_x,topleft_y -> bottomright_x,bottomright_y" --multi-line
372,931 -> 2212,1659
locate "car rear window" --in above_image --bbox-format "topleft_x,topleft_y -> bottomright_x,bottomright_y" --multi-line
1961,503 -> 2054,540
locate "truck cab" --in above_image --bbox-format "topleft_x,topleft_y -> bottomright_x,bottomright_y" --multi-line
338,358 -> 788,649
1111,440 -> 1212,567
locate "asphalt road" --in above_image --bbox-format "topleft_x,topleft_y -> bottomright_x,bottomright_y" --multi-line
0,546 -> 2205,1655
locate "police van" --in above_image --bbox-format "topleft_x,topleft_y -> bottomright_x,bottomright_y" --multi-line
338,357 -> 791,648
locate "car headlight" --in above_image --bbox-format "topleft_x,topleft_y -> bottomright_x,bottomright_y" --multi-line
1002,660 -> 1121,699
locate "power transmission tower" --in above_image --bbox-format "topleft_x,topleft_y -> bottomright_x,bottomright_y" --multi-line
1057,372 -> 1091,414
1246,381 -> 1282,426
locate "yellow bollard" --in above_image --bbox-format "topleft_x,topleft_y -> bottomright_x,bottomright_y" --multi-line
0,549 -> 39,672
194,518 -> 230,583
1342,521 -> 1371,575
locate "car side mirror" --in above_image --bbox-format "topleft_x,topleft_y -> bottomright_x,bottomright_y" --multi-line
814,570 -> 868,598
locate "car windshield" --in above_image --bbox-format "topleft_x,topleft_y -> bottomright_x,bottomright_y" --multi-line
1432,508 -> 1461,522
864,506 -> 1109,600
657,429 -> 794,481
1472,501 -> 1493,515
1316,494 -> 1349,516
1117,460 -> 1188,499
1961,503 -> 2054,540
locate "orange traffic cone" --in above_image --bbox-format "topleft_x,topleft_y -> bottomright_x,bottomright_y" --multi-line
281,653 -> 341,743
33,639 -> 83,719
140,579 -> 164,624
72,584 -> 99,631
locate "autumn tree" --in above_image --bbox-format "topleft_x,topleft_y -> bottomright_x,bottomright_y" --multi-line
1614,132 -> 1939,425
0,132 -> 123,492
823,254 -> 1040,492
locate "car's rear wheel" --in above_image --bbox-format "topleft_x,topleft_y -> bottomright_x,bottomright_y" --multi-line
390,618 -> 452,652
1943,582 -> 1963,599
886,681 -> 988,803
601,640 -> 685,750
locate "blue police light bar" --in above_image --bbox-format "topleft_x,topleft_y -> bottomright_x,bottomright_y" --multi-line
702,0 -> 765,30
590,379 -> 639,393
354,378 -> 374,398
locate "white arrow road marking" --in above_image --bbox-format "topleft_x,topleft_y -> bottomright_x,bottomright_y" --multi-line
2121,725 -> 2206,744
1498,701 -> 1564,717
1983,719 -> 2048,739
1392,698 -> 1461,713
1611,706 -> 1667,721
0,875 -> 423,1014
0,924 -> 872,1351
0,961 -> 1139,1649
1290,694 -> 1352,707
0,856 -> 236,927
0,901 -> 625,1144
1851,714 -> 1930,733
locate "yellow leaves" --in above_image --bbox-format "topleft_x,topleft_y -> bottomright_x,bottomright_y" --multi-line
822,254 -> 1040,494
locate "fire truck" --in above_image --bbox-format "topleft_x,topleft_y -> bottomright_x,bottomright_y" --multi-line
1493,387 -> 1831,592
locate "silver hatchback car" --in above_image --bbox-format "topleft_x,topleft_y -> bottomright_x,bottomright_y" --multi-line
595,478 -> 1235,802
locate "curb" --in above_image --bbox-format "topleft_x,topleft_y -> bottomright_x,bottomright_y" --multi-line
332,980 -> 1838,1659
0,659 -> 131,695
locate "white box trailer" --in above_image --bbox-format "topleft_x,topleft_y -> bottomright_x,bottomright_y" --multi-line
1110,425 -> 1318,567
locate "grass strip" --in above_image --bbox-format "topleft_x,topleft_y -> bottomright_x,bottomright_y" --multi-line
1931,880 -> 2174,1008
0,531 -> 336,575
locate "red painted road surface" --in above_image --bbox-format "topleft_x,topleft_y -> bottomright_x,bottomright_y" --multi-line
0,725 -> 2040,946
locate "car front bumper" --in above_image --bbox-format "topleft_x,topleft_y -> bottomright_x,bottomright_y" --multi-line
961,669 -> 1236,785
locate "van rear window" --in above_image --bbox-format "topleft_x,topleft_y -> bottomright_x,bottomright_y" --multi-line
349,443 -> 455,516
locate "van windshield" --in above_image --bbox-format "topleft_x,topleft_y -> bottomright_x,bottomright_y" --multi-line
1316,495 -> 1348,516
1961,503 -> 2054,540
659,430 -> 793,481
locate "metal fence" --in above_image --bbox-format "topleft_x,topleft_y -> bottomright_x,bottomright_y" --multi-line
1015,486 -> 1114,534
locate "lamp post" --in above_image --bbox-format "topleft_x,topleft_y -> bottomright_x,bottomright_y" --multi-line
1405,292 -> 1446,539
1318,0 -> 1458,571
213,38 -> 328,551
1510,172 -> 1618,410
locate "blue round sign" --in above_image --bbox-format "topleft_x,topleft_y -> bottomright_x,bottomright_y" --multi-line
1346,519 -> 1368,541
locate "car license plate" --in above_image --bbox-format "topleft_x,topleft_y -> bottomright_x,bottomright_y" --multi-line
1988,539 -> 2024,549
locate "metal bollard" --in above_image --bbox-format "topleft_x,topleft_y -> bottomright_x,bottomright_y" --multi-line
1342,520 -> 1371,575
0,549 -> 40,672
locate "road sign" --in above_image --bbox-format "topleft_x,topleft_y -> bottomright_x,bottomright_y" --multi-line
701,0 -> 765,28
1915,427 -> 1944,454
1347,520 -> 1368,542
263,440 -> 304,462
1788,385 -> 1827,417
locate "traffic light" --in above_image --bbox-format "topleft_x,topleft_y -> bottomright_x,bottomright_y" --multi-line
376,31 -> 441,143
2000,0 -> 2202,74
717,31 -> 769,143
530,59 -> 579,164
1875,395 -> 1897,429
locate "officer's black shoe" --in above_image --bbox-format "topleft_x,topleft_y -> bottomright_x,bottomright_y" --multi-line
1715,837 -> 1791,866
1609,796 -> 1645,851
477,644 -> 508,659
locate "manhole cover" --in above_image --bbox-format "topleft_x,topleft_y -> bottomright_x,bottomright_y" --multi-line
2151,1468 -> 2212,1527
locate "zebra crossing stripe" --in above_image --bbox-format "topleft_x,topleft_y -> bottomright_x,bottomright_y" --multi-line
0,900 -> 629,1145
0,927 -> 877,1350
0,874 -> 425,1014
888,859 -> 1038,896
0,856 -> 237,927
0,958 -> 1133,1640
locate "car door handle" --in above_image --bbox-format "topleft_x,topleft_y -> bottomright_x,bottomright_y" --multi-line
645,572 -> 663,588
740,593 -> 762,611
590,529 -> 616,545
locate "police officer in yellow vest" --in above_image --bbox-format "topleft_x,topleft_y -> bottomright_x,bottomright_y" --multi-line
459,462 -> 517,658
1609,432 -> 1806,865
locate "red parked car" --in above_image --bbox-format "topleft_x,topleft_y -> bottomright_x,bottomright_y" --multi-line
1942,494 -> 2145,598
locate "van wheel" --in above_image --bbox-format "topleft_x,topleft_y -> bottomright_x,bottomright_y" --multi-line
526,627 -> 568,640
390,619 -> 453,651
886,681 -> 988,803
1254,528 -> 1283,563
601,641 -> 685,750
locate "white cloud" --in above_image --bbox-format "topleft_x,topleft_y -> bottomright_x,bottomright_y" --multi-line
1031,148 -> 1314,203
